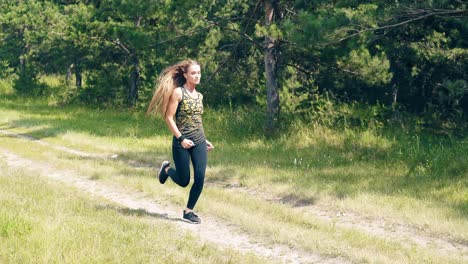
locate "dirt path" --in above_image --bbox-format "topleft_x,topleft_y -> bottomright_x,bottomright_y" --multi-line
0,146 -> 344,264
1,129 -> 467,262
0,129 -> 107,158
224,185 -> 468,257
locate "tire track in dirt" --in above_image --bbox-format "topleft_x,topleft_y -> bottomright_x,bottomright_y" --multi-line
2,128 -> 467,261
0,147 -> 344,264
0,129 -> 106,158
220,185 -> 468,259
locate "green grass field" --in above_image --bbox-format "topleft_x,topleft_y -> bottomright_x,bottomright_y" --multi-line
0,163 -> 263,263
0,92 -> 467,263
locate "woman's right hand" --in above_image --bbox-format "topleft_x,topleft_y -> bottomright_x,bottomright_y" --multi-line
181,139 -> 195,149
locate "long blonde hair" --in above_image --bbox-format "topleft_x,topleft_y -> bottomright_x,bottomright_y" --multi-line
147,59 -> 200,118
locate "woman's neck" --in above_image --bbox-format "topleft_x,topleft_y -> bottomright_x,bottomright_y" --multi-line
184,83 -> 196,92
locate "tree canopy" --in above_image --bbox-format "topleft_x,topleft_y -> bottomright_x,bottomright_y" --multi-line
1,0 -> 467,132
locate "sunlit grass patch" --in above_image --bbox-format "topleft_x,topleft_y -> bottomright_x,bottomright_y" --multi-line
0,84 -> 13,97
285,122 -> 347,148
0,212 -> 32,238
0,163 -> 264,264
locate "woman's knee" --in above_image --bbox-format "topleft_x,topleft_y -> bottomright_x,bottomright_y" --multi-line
180,173 -> 190,187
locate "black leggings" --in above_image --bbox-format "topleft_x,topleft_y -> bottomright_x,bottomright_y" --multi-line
167,138 -> 207,210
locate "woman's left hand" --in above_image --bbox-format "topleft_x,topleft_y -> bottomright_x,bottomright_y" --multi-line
206,140 -> 214,152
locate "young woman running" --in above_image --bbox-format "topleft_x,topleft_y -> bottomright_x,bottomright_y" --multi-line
147,59 -> 214,224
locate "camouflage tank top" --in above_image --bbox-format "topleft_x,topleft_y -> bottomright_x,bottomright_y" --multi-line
175,87 -> 206,145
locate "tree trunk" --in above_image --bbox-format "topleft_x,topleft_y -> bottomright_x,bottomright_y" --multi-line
127,16 -> 142,107
74,59 -> 82,88
128,55 -> 140,106
264,0 -> 280,134
19,55 -> 26,76
392,84 -> 398,110
66,63 -> 73,86
19,39 -> 28,77
391,83 -> 405,128
75,67 -> 82,88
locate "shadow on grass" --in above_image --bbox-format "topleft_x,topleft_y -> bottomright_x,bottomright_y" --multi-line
69,151 -> 166,171
205,168 -> 238,184
0,123 -> 68,141
95,204 -> 187,223
0,99 -> 167,140
278,194 -> 318,207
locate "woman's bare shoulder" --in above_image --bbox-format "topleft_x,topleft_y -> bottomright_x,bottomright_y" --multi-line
172,87 -> 183,100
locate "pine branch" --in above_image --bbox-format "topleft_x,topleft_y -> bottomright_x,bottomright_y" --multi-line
205,0 -> 263,83
220,27 -> 263,48
147,17 -> 251,47
335,8 -> 468,43
113,39 -> 130,54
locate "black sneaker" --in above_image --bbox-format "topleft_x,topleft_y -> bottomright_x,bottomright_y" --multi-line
158,161 -> 170,184
183,211 -> 201,224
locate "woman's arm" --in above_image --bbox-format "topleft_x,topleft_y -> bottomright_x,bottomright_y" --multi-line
206,140 -> 214,151
165,88 -> 194,148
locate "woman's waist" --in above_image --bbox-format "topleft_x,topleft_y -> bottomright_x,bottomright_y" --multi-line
174,128 -> 205,144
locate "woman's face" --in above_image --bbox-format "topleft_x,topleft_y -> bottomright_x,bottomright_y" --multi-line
184,64 -> 201,86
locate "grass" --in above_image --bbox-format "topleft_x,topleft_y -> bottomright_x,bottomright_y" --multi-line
0,93 -> 467,263
0,161 -> 263,264
1,133 -> 465,263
